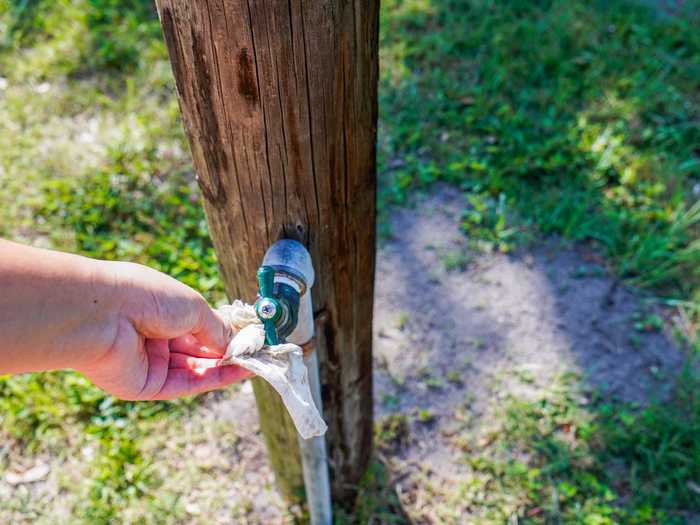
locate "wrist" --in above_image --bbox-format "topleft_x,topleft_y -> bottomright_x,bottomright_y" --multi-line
67,258 -> 128,372
0,241 -> 129,374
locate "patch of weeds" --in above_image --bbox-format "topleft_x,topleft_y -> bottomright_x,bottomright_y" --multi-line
35,167 -> 225,303
422,374 -> 444,391
1,0 -> 163,74
470,337 -> 486,350
446,370 -> 463,386
337,458 -> 410,525
395,311 -> 410,331
416,366 -> 445,390
461,192 -> 518,253
416,409 -> 435,424
440,249 -> 471,271
633,312 -> 664,333
76,435 -> 159,524
599,368 -> 700,514
0,370 -> 199,523
382,392 -> 401,411
375,414 -> 410,452
458,370 -> 700,522
0,371 -> 191,449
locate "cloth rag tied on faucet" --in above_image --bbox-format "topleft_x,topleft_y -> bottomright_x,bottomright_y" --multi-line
216,300 -> 327,440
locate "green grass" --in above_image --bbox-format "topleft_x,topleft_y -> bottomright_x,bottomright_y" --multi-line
1,0 -> 700,522
379,0 -> 700,299
473,371 -> 700,524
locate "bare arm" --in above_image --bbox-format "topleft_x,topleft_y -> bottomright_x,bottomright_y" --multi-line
0,239 -> 250,399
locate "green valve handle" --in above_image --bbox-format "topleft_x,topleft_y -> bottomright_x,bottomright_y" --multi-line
255,266 -> 281,345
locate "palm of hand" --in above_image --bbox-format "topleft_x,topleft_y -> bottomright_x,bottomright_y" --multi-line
82,323 -> 249,400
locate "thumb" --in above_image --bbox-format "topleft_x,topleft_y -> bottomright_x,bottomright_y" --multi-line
191,306 -> 232,355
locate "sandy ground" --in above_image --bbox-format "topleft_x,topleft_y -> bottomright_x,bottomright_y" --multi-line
370,185 -> 687,522
374,185 -> 683,416
2,186 -> 688,524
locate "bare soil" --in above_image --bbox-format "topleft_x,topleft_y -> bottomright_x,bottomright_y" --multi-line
374,185 -> 683,420
369,186 -> 686,521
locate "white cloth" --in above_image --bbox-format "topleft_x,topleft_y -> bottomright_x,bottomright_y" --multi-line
217,301 -> 327,439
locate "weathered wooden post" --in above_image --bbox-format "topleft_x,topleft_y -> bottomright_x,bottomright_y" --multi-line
155,0 -> 379,509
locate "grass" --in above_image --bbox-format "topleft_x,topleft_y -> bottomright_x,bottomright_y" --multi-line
1,0 -> 700,522
471,371 -> 700,524
379,0 -> 700,301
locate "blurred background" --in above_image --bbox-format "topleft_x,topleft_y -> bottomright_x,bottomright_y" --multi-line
0,0 -> 699,523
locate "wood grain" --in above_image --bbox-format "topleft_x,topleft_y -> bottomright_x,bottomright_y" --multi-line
156,0 -> 379,506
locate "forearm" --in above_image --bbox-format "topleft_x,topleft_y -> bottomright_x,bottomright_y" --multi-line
0,239 -> 120,374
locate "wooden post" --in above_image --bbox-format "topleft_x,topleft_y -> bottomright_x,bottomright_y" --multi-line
155,1 -> 379,507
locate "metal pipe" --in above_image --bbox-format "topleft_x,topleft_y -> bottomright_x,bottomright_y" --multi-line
261,240 -> 332,525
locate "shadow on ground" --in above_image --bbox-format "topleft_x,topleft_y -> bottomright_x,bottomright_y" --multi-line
367,185 -> 691,523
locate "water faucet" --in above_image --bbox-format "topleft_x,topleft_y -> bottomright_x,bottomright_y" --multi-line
254,240 -> 315,346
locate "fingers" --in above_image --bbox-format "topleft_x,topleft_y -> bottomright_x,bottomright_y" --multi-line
150,364 -> 252,400
191,305 -> 232,355
169,334 -> 224,358
168,352 -> 221,369
116,263 -> 231,353
136,338 -> 170,400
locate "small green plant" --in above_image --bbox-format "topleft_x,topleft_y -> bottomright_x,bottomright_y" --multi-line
424,375 -> 444,390
396,311 -> 410,331
416,366 -> 445,390
338,459 -> 410,525
633,312 -> 664,333
375,414 -> 410,451
446,370 -> 463,385
416,409 -> 435,424
382,393 -> 400,410
440,249 -> 470,271
461,192 -> 517,253
470,338 -> 485,350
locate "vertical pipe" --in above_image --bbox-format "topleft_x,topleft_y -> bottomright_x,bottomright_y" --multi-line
299,351 -> 332,525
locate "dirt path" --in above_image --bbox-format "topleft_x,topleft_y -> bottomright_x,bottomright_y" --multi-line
369,186 -> 686,522
374,185 -> 683,418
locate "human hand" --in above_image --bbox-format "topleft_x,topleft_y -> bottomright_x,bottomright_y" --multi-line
75,261 -> 252,400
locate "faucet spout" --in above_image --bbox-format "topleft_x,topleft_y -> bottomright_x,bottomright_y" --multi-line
256,239 -> 315,346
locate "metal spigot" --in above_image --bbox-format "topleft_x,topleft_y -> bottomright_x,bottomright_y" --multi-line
254,240 -> 313,346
